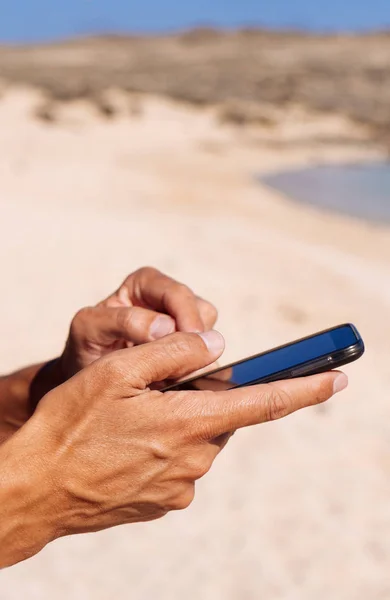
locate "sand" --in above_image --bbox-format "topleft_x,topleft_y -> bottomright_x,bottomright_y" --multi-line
1,88 -> 390,599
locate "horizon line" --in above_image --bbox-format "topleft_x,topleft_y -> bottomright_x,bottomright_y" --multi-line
2,24 -> 390,46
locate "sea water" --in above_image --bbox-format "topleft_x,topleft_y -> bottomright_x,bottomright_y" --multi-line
261,162 -> 390,223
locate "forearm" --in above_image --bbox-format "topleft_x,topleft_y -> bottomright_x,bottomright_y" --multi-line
0,424 -> 59,568
0,364 -> 44,443
0,360 -> 64,443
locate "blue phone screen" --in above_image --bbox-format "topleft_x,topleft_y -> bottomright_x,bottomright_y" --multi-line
225,325 -> 358,386
173,325 -> 359,391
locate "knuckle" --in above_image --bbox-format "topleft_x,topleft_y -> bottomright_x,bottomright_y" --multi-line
78,357 -> 117,399
172,486 -> 195,511
170,335 -> 198,358
206,302 -> 218,324
70,307 -> 93,337
199,299 -> 218,323
266,385 -> 293,421
317,378 -> 333,403
117,307 -> 136,333
137,266 -> 160,279
149,438 -> 172,462
175,282 -> 193,297
174,391 -> 215,440
96,353 -> 121,381
190,457 -> 212,480
164,392 -> 198,434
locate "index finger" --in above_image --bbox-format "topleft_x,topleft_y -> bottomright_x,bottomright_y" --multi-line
189,372 -> 348,441
109,268 -> 206,333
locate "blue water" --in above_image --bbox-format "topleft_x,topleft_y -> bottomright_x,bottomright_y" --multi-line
262,162 -> 390,223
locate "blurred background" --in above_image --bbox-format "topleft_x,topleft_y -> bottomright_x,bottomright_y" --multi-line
1,1 -> 390,599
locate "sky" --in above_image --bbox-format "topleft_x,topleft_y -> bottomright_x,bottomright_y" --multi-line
0,0 -> 389,43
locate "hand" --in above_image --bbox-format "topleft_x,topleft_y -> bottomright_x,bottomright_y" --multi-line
29,267 -> 218,409
1,330 -> 348,567
62,266 -> 218,377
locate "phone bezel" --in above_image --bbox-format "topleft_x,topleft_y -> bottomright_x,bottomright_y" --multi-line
162,323 -> 365,392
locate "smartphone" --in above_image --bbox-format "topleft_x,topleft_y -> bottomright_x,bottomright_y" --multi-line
163,323 -> 364,392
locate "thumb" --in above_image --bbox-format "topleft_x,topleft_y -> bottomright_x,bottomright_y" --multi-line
98,330 -> 225,391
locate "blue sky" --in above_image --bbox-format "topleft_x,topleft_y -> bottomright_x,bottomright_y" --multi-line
0,0 -> 389,43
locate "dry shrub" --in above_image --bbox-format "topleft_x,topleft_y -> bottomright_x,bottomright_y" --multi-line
218,101 -> 277,128
92,94 -> 117,119
34,100 -> 57,123
1,30 -> 390,141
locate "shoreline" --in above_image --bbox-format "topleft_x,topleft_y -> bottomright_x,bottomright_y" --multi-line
259,160 -> 390,225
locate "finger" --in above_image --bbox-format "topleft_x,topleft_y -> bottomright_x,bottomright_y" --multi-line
75,306 -> 177,346
104,330 -> 225,390
175,361 -> 221,382
209,366 -> 233,382
110,307 -> 177,344
170,365 -> 233,391
189,377 -> 233,392
102,269 -> 218,333
190,372 -> 348,441
146,362 -> 222,391
196,297 -> 218,330
108,268 -> 205,333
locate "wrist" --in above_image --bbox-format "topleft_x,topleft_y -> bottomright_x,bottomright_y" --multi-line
0,420 -> 62,567
29,357 -> 66,412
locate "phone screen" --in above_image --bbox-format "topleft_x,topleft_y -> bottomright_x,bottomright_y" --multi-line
168,325 -> 360,392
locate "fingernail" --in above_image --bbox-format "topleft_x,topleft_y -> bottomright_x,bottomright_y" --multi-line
150,315 -> 175,340
197,330 -> 225,355
333,373 -> 348,394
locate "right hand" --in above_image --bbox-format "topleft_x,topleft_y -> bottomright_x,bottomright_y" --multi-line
4,330 -> 347,566
29,267 -> 219,411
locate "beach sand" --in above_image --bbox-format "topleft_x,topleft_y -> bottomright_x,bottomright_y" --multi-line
1,88 -> 390,599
